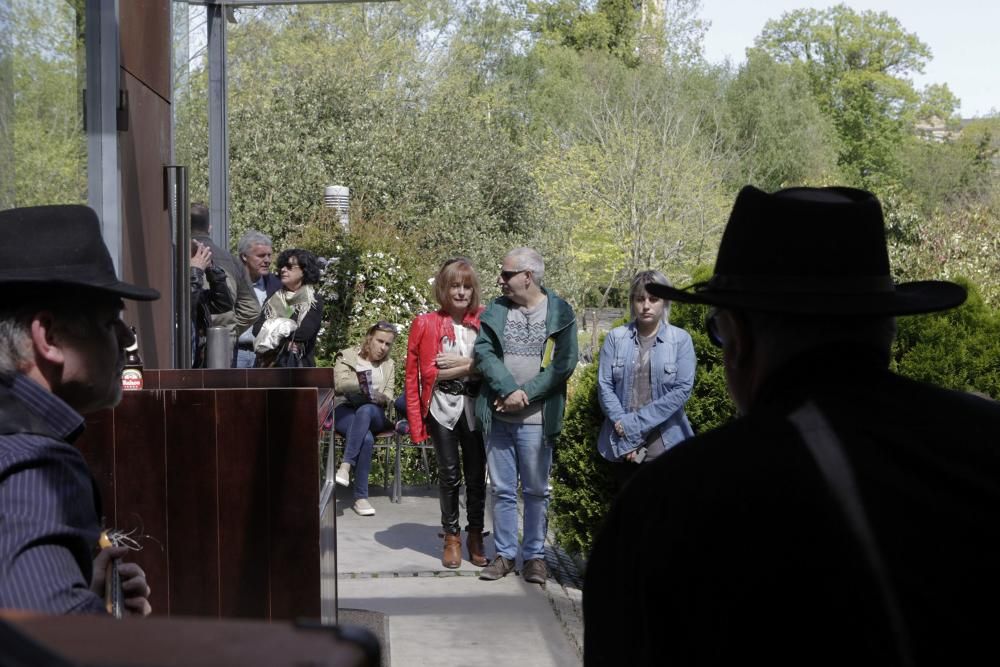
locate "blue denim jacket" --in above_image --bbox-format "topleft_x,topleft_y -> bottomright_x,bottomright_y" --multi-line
596,321 -> 696,461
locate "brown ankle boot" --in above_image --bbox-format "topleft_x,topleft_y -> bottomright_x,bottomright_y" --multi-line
442,533 -> 462,569
466,529 -> 488,567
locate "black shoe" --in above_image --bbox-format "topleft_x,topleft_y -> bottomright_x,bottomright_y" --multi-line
479,555 -> 515,581
522,558 -> 547,585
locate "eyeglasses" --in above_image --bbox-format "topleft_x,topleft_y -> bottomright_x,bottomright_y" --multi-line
499,269 -> 528,282
705,308 -> 725,348
281,261 -> 300,270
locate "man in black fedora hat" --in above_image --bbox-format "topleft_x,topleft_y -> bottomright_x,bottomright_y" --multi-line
583,186 -> 1000,666
0,204 -> 156,615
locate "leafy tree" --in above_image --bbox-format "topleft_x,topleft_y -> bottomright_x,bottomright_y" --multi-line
1,0 -> 85,208
755,5 -> 949,186
722,49 -> 839,190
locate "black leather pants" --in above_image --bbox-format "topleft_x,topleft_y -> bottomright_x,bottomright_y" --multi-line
425,413 -> 486,535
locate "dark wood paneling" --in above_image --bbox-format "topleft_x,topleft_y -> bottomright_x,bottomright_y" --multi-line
216,391 -> 270,618
112,391 -> 170,616
119,0 -> 171,102
78,384 -> 323,620
164,391 -> 220,616
75,408 -> 116,526
120,69 -> 171,369
266,389 -> 321,619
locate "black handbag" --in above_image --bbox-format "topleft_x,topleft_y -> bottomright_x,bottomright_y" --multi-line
275,340 -> 305,368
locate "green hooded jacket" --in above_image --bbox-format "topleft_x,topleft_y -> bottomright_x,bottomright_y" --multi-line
473,288 -> 578,440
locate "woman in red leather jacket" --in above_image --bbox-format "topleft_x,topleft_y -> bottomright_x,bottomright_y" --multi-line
405,257 -> 488,569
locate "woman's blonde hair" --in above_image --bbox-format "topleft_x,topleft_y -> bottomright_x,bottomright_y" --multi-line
359,321 -> 397,362
433,257 -> 480,312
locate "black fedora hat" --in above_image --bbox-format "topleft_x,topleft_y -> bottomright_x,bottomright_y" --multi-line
647,186 -> 966,315
0,205 -> 160,301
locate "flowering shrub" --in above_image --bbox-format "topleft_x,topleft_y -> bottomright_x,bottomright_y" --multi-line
315,244 -> 432,378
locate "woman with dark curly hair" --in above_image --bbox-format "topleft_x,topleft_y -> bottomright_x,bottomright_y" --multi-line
251,248 -> 324,367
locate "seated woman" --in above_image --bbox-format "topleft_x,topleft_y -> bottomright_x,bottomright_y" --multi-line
405,257 -> 487,569
597,270 -> 696,488
252,248 -> 324,367
333,321 -> 407,517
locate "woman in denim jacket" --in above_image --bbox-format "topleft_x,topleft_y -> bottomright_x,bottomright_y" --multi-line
597,270 -> 696,486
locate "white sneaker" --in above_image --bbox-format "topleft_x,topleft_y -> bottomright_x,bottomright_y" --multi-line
353,498 -> 376,516
335,462 -> 351,487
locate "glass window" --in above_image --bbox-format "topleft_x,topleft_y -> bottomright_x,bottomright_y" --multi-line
0,0 -> 87,208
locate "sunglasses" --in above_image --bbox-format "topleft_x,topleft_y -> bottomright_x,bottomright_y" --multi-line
369,320 -> 398,335
499,268 -> 528,282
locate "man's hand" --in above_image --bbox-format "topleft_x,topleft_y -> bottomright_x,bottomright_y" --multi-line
92,546 -> 152,617
614,421 -> 625,437
494,389 -> 529,413
190,240 -> 212,270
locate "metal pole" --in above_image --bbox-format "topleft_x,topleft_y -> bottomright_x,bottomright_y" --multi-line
167,165 -> 191,369
85,0 -> 122,271
207,2 -> 229,250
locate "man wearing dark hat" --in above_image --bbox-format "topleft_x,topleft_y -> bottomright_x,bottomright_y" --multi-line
0,205 -> 156,615
583,187 -> 1000,665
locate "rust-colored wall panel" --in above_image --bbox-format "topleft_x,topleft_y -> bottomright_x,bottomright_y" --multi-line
112,391 -> 169,616
77,380 -> 323,620
120,70 -> 172,369
75,408 -> 115,525
216,391 -> 271,618
120,0 -> 171,102
266,389 -> 321,619
164,391 -> 220,617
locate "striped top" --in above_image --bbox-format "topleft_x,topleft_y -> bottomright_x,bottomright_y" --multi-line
0,373 -> 106,614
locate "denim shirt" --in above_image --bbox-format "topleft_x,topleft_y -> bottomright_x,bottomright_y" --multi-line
596,321 -> 696,461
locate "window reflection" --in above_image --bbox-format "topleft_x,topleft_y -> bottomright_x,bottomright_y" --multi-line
0,0 -> 86,208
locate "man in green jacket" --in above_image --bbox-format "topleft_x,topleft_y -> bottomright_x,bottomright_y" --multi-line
474,247 -> 577,585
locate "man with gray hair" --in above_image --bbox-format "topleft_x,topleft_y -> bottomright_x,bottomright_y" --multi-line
0,205 -> 155,615
235,230 -> 281,368
474,247 -> 577,585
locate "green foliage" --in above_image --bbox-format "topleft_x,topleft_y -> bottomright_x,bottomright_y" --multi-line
722,50 -> 839,190
755,5 -> 935,186
300,216 -> 432,384
2,0 -> 86,208
551,355 -> 617,556
893,278 -> 1000,398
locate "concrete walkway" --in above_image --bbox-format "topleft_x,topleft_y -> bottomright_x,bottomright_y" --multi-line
334,485 -> 583,667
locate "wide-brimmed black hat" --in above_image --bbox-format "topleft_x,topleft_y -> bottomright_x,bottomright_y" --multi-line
0,205 -> 160,300
647,186 -> 965,315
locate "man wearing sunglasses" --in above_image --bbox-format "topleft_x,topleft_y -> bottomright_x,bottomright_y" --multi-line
584,186 -> 1000,665
474,247 -> 578,585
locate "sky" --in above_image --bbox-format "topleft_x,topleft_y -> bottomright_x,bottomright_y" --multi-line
698,0 -> 999,118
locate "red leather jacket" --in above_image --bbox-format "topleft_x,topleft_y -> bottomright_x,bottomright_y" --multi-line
404,307 -> 484,443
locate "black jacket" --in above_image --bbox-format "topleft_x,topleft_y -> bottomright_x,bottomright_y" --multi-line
584,343 -> 1000,666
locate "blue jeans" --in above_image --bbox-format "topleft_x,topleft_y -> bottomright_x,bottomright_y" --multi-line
235,347 -> 256,368
333,397 -> 407,500
486,420 -> 552,561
